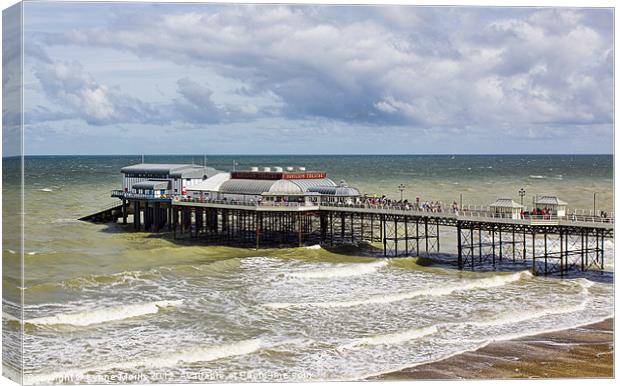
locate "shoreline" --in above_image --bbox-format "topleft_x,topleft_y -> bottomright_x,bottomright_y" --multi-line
371,317 -> 614,380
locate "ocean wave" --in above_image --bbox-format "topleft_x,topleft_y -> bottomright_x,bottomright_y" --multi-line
146,338 -> 262,367
25,300 -> 182,327
303,245 -> 322,250
469,302 -> 587,328
39,188 -> 53,192
265,271 -> 530,309
339,326 -> 437,350
51,218 -> 82,224
285,261 -> 388,279
60,269 -> 163,290
529,175 -> 545,179
2,312 -> 20,322
24,338 -> 263,385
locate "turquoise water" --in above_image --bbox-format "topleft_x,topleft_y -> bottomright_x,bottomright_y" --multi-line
2,155 -> 614,384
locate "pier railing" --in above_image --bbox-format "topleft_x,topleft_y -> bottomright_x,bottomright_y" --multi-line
318,202 -> 614,225
113,191 -> 613,225
173,197 -> 317,208
112,190 -> 173,201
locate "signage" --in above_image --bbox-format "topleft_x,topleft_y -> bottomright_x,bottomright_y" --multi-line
231,171 -> 327,180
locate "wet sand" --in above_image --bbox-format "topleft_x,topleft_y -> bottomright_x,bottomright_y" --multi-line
373,318 -> 614,380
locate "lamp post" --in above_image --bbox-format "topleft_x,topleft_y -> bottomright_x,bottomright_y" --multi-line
398,184 -> 406,201
593,192 -> 596,216
518,188 -> 526,206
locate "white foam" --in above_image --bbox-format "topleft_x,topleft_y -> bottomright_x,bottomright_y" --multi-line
339,326 -> 437,350
51,218 -> 81,224
24,338 -> 263,385
26,300 -> 182,327
2,312 -> 20,322
265,271 -> 530,309
303,244 -> 322,250
39,188 -> 53,192
285,261 -> 388,279
529,175 -> 545,179
470,302 -> 587,327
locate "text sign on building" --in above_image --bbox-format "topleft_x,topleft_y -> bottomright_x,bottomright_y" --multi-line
231,171 -> 327,180
282,172 -> 326,179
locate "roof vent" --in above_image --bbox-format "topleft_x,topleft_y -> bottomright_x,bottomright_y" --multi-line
250,166 -> 259,172
274,166 -> 283,172
263,167 -> 271,172
298,166 -> 306,171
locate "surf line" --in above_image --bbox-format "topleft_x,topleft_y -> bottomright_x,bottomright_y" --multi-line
264,271 -> 530,309
25,300 -> 183,327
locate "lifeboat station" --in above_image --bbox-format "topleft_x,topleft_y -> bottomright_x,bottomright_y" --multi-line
82,162 -> 613,277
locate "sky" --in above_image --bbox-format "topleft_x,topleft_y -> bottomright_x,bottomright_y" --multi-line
6,2 -> 615,154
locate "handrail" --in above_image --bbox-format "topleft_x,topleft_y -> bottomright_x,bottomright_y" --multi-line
111,190 -> 614,225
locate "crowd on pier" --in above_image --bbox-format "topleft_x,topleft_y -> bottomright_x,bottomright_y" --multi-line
356,195 -> 454,213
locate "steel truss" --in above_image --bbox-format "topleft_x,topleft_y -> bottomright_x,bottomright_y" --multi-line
125,201 -> 611,276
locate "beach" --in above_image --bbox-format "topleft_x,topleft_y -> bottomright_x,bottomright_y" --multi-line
374,318 -> 614,380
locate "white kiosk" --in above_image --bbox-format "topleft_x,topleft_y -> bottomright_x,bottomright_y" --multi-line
535,196 -> 567,217
489,198 -> 523,219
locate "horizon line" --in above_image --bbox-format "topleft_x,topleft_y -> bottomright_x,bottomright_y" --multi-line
3,153 -> 615,158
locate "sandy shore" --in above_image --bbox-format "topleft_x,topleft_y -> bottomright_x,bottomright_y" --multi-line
372,318 -> 614,380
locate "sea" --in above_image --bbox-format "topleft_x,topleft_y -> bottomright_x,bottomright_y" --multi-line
2,155 -> 615,384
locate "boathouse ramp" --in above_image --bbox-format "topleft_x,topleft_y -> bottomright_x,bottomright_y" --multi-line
78,201 -> 126,223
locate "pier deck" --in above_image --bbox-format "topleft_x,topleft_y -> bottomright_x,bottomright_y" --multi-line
83,197 -> 613,276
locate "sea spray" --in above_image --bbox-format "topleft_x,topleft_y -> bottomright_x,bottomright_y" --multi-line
24,339 -> 263,385
265,270 -> 531,309
285,260 -> 388,279
25,300 -> 183,326
339,326 -> 438,350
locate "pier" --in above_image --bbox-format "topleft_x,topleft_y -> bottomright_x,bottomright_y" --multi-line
83,197 -> 612,276
80,163 -> 613,276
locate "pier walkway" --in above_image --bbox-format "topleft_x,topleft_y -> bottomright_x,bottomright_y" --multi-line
83,196 -> 613,276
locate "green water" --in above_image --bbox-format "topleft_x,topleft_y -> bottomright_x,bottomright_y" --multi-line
2,155 -> 614,384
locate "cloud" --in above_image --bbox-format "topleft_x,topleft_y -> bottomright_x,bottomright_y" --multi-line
21,4 -> 612,154
47,5 -> 611,136
29,59 -> 264,127
33,60 -> 164,125
173,77 -> 262,124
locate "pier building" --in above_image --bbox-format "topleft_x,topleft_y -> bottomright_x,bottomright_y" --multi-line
535,196 -> 568,217
186,167 -> 361,204
119,163 -> 223,198
489,199 -> 524,219
85,163 -> 613,277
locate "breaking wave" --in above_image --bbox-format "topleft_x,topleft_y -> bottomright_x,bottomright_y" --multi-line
25,300 -> 182,327
339,326 -> 437,350
470,302 -> 587,327
303,245 -> 322,250
285,261 -> 388,279
265,271 -> 531,309
25,339 -> 263,385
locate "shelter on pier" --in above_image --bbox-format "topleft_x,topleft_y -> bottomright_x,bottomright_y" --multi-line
489,198 -> 523,219
535,196 -> 567,217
